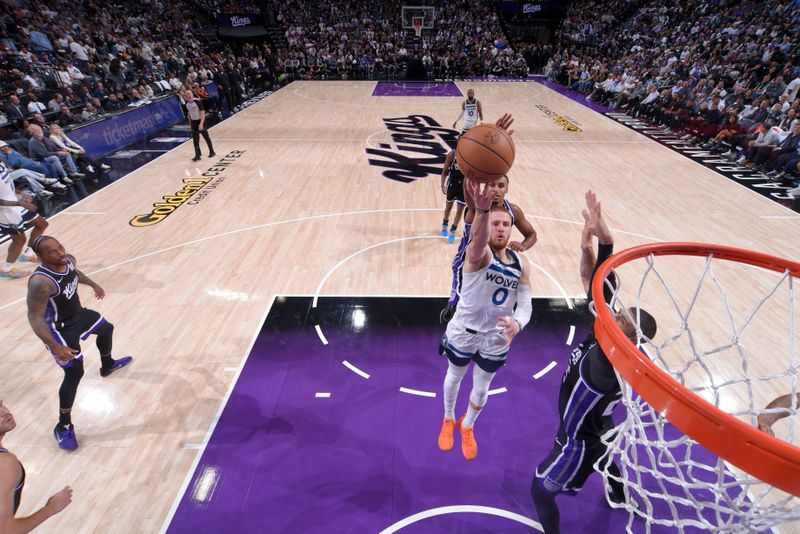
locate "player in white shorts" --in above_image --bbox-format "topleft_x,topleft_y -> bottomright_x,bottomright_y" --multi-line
437,178 -> 532,460
453,89 -> 483,133
0,161 -> 48,279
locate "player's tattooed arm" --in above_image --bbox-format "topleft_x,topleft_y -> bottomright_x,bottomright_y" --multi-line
26,275 -> 61,351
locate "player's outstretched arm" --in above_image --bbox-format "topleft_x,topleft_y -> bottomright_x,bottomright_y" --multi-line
579,215 -> 596,295
0,457 -> 72,534
477,100 -> 483,122
463,179 -> 495,271
582,190 -> 616,304
757,393 -> 800,436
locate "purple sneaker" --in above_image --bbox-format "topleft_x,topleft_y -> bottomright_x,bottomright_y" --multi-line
54,424 -> 78,451
100,356 -> 134,377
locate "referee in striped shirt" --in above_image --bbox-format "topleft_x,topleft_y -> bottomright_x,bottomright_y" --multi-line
183,90 -> 215,162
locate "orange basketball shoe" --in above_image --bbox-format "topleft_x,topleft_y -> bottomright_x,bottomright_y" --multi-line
458,415 -> 477,460
437,418 -> 457,451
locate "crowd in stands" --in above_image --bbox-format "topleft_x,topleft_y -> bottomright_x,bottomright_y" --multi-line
272,0 -> 529,80
0,0 -> 281,210
544,0 -> 800,196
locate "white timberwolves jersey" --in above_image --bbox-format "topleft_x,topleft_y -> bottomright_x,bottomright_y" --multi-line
463,99 -> 478,129
453,249 -> 523,332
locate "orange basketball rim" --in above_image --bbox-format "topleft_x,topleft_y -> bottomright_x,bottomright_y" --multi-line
592,242 -> 800,497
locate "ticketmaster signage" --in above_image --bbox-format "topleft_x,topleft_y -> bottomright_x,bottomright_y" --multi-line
67,96 -> 185,159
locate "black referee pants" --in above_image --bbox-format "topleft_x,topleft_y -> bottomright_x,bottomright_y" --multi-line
191,119 -> 214,158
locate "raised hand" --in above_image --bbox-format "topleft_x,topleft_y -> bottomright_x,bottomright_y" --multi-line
582,190 -> 613,244
466,179 -> 497,211
494,113 -> 514,136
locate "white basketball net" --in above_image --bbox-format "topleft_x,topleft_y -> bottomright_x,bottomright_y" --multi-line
593,251 -> 800,533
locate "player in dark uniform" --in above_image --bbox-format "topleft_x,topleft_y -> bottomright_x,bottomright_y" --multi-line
530,191 -> 657,534
439,150 -> 466,244
25,236 -> 133,451
0,400 -> 73,529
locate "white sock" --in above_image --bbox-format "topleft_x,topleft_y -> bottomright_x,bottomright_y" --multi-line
463,365 -> 497,428
443,361 -> 468,420
2,262 -> 12,272
23,247 -> 33,256
462,404 -> 481,428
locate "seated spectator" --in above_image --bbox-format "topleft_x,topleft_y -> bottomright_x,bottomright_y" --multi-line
77,84 -> 93,103
62,87 -> 80,108
92,82 -> 108,101
81,103 -> 101,122
104,93 -> 125,112
26,92 -> 47,115
56,63 -> 72,86
49,124 -> 111,176
27,124 -> 85,181
66,61 -> 86,84
4,95 -> 26,121
56,105 -> 84,128
48,93 -> 65,113
31,113 -> 50,137
128,89 -> 147,106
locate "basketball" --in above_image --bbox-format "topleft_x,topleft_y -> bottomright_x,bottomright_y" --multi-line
455,124 -> 515,183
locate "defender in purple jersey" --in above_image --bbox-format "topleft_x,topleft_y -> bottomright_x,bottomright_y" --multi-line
531,192 -> 657,534
25,236 -> 133,451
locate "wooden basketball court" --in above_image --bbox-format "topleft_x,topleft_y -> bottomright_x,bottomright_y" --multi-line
0,81 -> 797,532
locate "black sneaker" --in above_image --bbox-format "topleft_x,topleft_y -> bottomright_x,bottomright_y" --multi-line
208,151 -> 216,158
439,303 -> 456,324
192,156 -> 202,162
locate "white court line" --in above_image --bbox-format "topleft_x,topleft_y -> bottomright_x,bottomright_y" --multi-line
315,392 -> 331,398
399,387 -> 436,398
58,212 -> 107,216
759,215 -> 800,219
342,360 -> 370,379
223,367 -> 237,373
379,505 -> 542,533
487,387 -> 508,396
159,294 -> 277,534
314,325 -> 329,345
530,215 -> 663,242
0,208 -> 440,312
533,361 -> 558,380
566,325 -> 576,345
312,235 -> 442,308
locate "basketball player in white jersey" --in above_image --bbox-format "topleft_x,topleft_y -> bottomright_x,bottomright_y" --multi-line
0,161 -> 49,279
437,178 -> 532,460
452,89 -> 483,132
